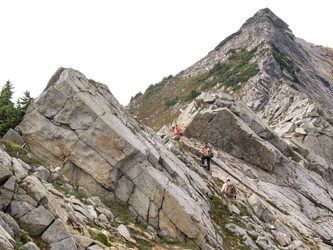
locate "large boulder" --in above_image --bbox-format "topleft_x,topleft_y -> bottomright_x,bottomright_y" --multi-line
2,129 -> 25,147
13,68 -> 219,248
18,205 -> 55,237
185,107 -> 282,170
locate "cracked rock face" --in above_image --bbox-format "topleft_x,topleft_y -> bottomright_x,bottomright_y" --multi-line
15,67 -> 219,248
185,107 -> 280,170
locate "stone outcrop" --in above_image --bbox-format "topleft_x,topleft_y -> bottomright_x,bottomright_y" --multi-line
177,92 -> 290,171
11,68 -> 219,248
0,142 -> 167,249
185,107 -> 281,171
257,79 -> 333,183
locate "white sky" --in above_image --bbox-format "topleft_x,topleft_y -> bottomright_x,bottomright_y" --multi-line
1,0 -> 332,106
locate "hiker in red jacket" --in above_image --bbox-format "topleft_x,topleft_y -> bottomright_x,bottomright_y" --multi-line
171,125 -> 183,141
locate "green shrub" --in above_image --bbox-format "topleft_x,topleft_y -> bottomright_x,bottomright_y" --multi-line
73,189 -> 88,199
193,47 -> 260,92
269,41 -> 300,83
215,30 -> 242,51
195,99 -> 205,106
15,233 -> 30,249
0,81 -> 32,137
101,198 -> 133,224
52,183 -> 71,196
227,48 -> 236,55
266,15 -> 284,29
130,91 -> 142,102
200,82 -> 211,91
165,96 -> 179,107
143,75 -> 173,99
184,89 -> 201,102
88,229 -> 111,247
95,233 -> 111,247
0,139 -> 45,167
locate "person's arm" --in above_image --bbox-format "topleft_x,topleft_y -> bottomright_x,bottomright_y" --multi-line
173,128 -> 178,135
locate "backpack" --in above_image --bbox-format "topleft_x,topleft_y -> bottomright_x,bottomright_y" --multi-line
208,144 -> 214,158
226,182 -> 237,198
175,127 -> 184,136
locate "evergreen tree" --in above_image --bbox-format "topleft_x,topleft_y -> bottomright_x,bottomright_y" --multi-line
17,91 -> 32,111
0,81 -> 14,107
0,81 -> 32,137
0,81 -> 17,137
16,91 -> 32,124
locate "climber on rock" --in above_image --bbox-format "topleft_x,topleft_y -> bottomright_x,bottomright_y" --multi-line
221,178 -> 237,216
171,125 -> 184,141
201,144 -> 213,171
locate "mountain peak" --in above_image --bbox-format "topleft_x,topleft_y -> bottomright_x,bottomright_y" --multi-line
241,7 -> 290,31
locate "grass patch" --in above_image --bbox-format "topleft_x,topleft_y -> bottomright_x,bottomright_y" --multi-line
73,189 -> 88,199
210,196 -> 248,249
266,15 -> 284,29
101,198 -> 133,224
268,41 -> 300,83
0,139 -> 45,167
133,237 -> 153,249
165,96 -> 179,107
158,239 -> 199,249
177,140 -> 189,152
158,157 -> 165,170
195,47 -> 260,93
14,233 -> 31,249
88,229 -> 111,247
124,173 -> 132,181
29,236 -> 49,249
52,183 -> 71,196
128,47 -> 259,129
214,30 -> 242,51
130,91 -> 143,103
195,98 -> 205,106
184,89 -> 201,102
143,75 -> 173,99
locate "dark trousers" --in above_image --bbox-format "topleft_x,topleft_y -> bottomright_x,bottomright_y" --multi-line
201,155 -> 211,170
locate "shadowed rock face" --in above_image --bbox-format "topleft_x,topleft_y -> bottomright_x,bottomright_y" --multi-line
185,107 -> 280,170
15,68 -> 219,248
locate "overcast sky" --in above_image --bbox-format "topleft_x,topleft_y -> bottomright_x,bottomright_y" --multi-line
1,0 -> 332,105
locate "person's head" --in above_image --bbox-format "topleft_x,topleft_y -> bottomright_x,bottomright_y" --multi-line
203,145 -> 207,149
171,125 -> 175,129
226,178 -> 230,182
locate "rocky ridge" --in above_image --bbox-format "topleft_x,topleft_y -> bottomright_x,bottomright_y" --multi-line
129,8 -> 333,185
2,67 -> 333,249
